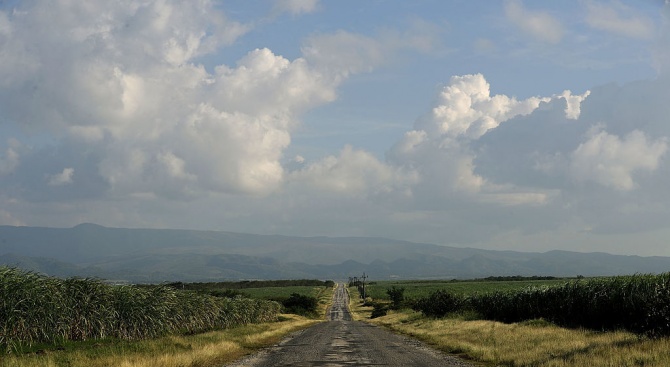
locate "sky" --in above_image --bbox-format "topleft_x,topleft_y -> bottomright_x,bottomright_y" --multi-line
1,0 -> 670,256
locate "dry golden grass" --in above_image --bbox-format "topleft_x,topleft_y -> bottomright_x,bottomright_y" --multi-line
0,314 -> 320,367
365,310 -> 670,367
317,283 -> 336,318
346,287 -> 371,321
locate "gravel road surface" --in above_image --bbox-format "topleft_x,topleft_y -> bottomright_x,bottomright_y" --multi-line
226,284 -> 475,367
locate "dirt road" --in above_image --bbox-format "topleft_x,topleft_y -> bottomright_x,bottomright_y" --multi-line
226,284 -> 474,367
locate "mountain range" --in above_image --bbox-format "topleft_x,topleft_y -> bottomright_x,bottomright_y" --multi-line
1,223 -> 669,282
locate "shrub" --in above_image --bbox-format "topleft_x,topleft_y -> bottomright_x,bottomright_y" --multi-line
370,303 -> 388,319
282,293 -> 318,316
386,286 -> 405,310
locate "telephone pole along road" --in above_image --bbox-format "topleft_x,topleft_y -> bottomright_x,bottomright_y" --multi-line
226,283 -> 474,367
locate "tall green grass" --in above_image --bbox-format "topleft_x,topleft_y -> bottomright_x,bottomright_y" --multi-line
0,267 -> 281,353
413,273 -> 670,337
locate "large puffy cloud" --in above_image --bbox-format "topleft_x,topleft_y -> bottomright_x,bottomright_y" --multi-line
0,0 -> 446,209
415,74 -> 550,139
96,46 -> 339,197
0,1 -> 248,128
388,74 -> 568,203
0,0 -> 381,201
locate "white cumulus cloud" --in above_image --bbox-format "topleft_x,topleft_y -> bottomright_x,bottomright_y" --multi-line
570,128 -> 667,190
0,1 -> 391,200
416,73 -> 550,139
389,74 -> 560,200
560,90 -> 591,120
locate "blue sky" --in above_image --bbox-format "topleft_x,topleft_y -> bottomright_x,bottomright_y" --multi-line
1,0 -> 670,257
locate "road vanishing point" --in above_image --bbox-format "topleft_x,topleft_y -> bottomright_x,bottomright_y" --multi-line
226,283 -> 475,367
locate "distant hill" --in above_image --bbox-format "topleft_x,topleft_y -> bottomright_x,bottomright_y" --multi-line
1,224 -> 669,282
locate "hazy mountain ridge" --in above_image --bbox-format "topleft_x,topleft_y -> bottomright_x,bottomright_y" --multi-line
1,224 -> 669,282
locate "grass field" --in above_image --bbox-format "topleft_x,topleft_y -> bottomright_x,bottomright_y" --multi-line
363,278 -> 570,300
240,285 -> 329,300
366,309 -> 670,367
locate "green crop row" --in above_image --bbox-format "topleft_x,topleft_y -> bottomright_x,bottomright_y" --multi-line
365,278 -> 568,300
413,273 -> 670,337
0,267 -> 281,353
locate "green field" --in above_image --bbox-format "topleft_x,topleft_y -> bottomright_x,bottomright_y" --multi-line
241,285 -> 329,300
362,278 -> 571,300
170,279 -> 334,301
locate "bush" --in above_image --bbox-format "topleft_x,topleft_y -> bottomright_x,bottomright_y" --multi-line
281,293 -> 318,316
386,286 -> 405,310
370,302 -> 388,319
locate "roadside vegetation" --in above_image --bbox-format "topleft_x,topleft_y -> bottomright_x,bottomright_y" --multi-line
349,274 -> 670,366
0,267 -> 282,353
0,314 -> 320,367
0,267 -> 335,366
413,273 -> 670,337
